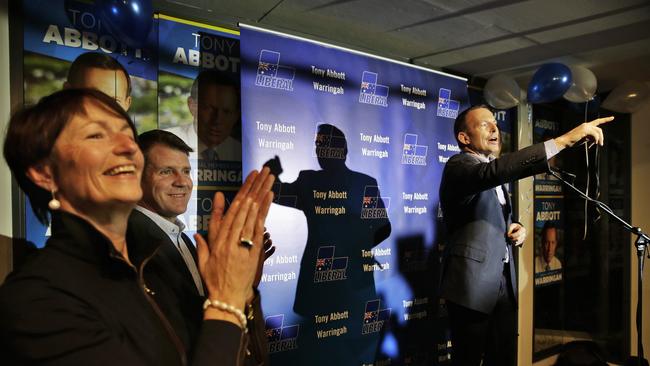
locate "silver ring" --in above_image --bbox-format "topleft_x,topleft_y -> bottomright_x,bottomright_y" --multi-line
240,238 -> 254,248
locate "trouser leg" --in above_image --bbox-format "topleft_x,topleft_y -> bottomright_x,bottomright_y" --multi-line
483,265 -> 517,366
447,300 -> 490,366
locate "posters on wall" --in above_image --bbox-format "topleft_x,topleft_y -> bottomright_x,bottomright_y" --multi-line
532,115 -> 565,354
240,25 -> 469,365
21,2 -> 243,243
533,118 -> 564,286
22,0 -> 158,247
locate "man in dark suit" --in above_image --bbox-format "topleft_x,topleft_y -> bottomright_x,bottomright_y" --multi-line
439,105 -> 613,366
129,130 -> 270,365
129,130 -> 204,350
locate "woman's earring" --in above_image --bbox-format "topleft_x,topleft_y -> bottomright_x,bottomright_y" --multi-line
48,190 -> 61,210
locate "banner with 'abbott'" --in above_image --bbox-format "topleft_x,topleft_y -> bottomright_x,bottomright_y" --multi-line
22,0 -> 157,247
240,24 -> 468,365
157,15 -> 242,235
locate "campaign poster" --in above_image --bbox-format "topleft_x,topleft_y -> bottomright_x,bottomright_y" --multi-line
157,15 -> 241,235
532,115 -> 565,353
533,117 -> 564,285
533,118 -> 563,197
23,0 -> 157,247
241,25 -> 468,365
533,198 -> 564,286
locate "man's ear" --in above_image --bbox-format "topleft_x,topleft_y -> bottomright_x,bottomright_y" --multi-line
187,97 -> 197,118
26,163 -> 56,192
123,96 -> 132,111
457,131 -> 470,146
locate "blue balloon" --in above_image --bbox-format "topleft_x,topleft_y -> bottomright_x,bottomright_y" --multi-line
527,63 -> 572,104
96,0 -> 153,49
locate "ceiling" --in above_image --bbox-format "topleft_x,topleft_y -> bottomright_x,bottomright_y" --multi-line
156,0 -> 650,92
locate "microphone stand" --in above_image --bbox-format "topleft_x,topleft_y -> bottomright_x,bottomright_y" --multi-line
549,169 -> 649,366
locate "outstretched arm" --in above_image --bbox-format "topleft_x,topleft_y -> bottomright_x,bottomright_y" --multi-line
442,116 -> 615,199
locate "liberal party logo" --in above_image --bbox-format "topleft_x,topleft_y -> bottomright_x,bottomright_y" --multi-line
314,246 -> 348,283
401,134 -> 428,166
272,181 -> 298,207
255,50 -> 295,91
313,128 -> 346,160
436,88 -> 460,118
361,185 -> 390,219
359,71 -> 389,107
265,314 -> 299,353
362,299 -> 391,334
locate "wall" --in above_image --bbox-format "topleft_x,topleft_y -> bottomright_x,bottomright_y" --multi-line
0,0 -> 13,281
630,97 -> 650,360
518,102 -> 536,366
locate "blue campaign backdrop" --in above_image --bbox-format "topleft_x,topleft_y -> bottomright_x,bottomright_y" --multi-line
241,25 -> 468,365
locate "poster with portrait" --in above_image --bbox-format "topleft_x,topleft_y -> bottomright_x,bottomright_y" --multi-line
241,25 -> 469,365
533,117 -> 564,285
157,15 -> 241,235
533,198 -> 564,286
22,0 -> 158,247
532,114 -> 565,354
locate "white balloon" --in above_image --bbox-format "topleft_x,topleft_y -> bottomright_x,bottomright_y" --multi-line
563,66 -> 597,103
483,74 -> 521,110
602,81 -> 650,113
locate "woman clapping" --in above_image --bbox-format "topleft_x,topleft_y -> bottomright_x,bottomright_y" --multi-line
0,88 -> 274,366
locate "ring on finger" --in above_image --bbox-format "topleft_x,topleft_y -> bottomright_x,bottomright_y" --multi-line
240,238 -> 254,248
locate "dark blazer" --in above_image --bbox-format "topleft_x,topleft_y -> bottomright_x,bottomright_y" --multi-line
128,209 -> 270,366
128,209 -> 205,351
439,143 -> 548,314
0,212 -> 248,366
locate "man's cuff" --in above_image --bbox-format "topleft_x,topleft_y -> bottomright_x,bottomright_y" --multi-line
544,139 -> 560,160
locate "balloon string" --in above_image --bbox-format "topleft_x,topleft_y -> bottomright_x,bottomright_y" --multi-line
594,145 -> 601,223
583,142 -> 589,240
596,100 -> 602,221
583,102 -> 589,240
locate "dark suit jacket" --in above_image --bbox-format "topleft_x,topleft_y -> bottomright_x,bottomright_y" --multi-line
439,143 -> 548,314
128,209 -> 270,366
128,209 -> 204,351
0,211 -> 250,366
